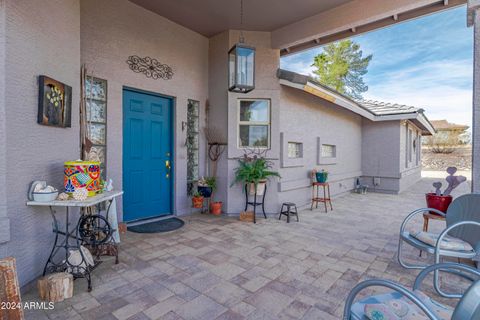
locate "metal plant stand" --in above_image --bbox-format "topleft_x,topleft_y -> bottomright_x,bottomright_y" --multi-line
244,184 -> 267,224
27,190 -> 123,292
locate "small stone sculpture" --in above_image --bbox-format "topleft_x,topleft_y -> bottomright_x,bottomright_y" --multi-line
56,192 -> 69,201
433,167 -> 467,196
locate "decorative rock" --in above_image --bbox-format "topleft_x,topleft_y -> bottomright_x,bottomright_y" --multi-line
37,273 -> 73,302
56,192 -> 69,201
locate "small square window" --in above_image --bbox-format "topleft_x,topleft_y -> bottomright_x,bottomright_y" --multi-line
321,144 -> 336,158
287,142 -> 302,158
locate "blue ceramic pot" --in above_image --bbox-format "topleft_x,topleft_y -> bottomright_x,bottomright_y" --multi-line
316,172 -> 328,183
198,186 -> 212,198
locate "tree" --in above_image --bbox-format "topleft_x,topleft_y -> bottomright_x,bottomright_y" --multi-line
312,39 -> 372,99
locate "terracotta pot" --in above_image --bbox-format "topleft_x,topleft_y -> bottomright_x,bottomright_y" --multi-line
425,193 -> 453,215
192,196 -> 204,208
210,202 -> 222,215
248,180 -> 267,196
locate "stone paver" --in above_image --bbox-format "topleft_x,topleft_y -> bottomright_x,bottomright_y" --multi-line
23,178 -> 471,319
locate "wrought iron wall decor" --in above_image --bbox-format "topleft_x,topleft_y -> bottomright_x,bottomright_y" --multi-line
126,55 -> 174,80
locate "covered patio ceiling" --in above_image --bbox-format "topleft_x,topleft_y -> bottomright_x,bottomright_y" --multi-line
129,0 -> 466,55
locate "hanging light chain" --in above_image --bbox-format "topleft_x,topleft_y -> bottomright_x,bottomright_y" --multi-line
239,0 -> 245,43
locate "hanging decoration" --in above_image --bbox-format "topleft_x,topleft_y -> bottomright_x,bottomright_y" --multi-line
228,0 -> 255,93
126,55 -> 174,80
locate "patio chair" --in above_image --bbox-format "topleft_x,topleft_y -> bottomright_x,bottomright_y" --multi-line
343,263 -> 480,320
397,194 -> 480,297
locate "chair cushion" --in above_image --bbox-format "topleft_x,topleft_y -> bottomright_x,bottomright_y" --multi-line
356,290 -> 453,320
411,231 -> 474,251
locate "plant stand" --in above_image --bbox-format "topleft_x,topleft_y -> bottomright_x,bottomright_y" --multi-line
244,183 -> 267,224
311,182 -> 333,213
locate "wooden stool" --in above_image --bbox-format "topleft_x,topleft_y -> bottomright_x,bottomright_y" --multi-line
311,182 -> 333,212
422,212 -> 446,232
279,202 -> 299,223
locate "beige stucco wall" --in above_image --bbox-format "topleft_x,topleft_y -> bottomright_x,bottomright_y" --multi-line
2,0 -> 80,286
81,0 -> 209,217
226,31 -> 282,214
0,0 -> 7,251
278,86 -> 363,208
361,119 -> 422,193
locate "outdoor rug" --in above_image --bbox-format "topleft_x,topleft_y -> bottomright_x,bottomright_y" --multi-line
127,217 -> 184,233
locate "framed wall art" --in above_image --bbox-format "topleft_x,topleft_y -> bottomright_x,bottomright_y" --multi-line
37,75 -> 72,127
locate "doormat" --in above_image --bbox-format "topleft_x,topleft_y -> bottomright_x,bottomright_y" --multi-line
127,217 -> 184,233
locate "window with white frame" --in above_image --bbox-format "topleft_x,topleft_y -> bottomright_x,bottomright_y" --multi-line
238,99 -> 270,148
287,142 -> 302,158
321,144 -> 336,158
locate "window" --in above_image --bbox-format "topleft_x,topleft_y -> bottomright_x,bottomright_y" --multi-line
287,142 -> 302,158
321,144 -> 336,158
186,100 -> 199,196
238,99 -> 270,148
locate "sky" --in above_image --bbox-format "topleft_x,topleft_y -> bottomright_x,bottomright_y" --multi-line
280,5 -> 473,127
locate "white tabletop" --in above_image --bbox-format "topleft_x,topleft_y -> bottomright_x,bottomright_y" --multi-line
26,190 -> 123,207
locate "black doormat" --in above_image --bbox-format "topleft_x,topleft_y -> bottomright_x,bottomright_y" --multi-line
127,217 -> 184,233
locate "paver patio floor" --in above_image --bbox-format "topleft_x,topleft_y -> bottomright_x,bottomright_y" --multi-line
24,178 -> 471,320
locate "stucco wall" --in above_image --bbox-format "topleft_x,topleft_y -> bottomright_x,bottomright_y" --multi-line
226,31 -> 282,214
2,0 -> 80,286
207,31 -> 229,208
278,86 -> 363,208
473,5 -> 480,193
0,0 -> 8,251
81,0 -> 209,217
361,119 -> 422,193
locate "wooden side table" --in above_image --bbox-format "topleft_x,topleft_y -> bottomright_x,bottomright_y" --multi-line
311,182 -> 333,212
422,212 -> 446,232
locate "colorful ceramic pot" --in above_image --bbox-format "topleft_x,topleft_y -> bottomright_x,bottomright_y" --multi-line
64,161 -> 101,197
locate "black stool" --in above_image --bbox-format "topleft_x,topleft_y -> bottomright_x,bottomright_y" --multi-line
279,202 -> 299,223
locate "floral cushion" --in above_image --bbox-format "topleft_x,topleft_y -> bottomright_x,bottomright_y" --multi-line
411,231 -> 474,251
364,290 -> 453,320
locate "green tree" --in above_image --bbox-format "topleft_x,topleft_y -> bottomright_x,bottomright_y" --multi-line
312,39 -> 372,99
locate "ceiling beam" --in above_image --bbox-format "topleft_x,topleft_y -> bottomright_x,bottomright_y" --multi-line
272,0 -> 466,55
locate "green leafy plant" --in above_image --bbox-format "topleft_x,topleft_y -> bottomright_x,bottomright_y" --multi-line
198,176 -> 217,192
192,191 -> 203,198
231,157 -> 280,187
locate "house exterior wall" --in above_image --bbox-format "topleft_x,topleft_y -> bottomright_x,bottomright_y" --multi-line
278,86 -> 363,208
81,0 -> 209,217
207,31 -> 230,209
1,0 -> 81,286
361,119 -> 422,193
0,0 -> 8,252
226,31 -> 282,214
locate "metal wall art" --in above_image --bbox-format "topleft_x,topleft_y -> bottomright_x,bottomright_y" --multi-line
126,55 -> 174,80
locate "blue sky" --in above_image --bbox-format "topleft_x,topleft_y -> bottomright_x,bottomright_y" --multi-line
281,5 -> 473,127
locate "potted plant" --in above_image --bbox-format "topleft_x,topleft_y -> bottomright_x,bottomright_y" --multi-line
315,169 -> 328,183
231,156 -> 280,196
198,176 -> 216,198
210,201 -> 222,215
426,167 -> 466,214
191,191 -> 204,209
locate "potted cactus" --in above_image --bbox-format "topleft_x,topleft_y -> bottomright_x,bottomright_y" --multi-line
426,167 -> 467,214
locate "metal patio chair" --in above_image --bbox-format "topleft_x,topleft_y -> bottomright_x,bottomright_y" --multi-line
343,263 -> 480,320
397,193 -> 480,297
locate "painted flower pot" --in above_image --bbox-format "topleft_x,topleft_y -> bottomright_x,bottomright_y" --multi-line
249,180 -> 267,196
64,161 -> 101,197
425,193 -> 453,215
192,196 -> 204,209
210,202 -> 222,215
198,186 -> 212,198
316,172 -> 328,183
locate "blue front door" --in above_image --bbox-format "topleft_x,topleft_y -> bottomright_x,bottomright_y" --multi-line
123,89 -> 173,221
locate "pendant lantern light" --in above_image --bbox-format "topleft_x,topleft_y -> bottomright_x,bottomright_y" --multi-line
228,0 -> 255,93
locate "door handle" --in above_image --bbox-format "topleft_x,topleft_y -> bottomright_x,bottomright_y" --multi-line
165,160 -> 171,178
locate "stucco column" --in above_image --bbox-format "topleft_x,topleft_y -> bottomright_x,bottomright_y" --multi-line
468,0 -> 480,193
